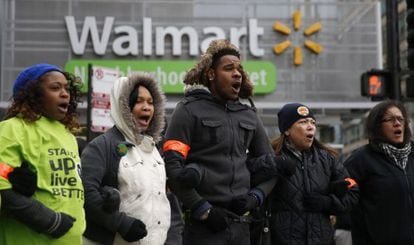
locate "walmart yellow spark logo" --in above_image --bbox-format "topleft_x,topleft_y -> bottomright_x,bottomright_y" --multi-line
273,10 -> 323,66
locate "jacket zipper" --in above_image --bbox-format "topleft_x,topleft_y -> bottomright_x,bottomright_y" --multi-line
302,154 -> 310,245
403,168 -> 414,237
226,103 -> 236,192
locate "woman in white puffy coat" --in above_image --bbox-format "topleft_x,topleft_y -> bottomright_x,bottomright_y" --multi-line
81,73 -> 170,245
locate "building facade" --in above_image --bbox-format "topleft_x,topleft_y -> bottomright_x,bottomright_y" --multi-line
0,0 -> 383,152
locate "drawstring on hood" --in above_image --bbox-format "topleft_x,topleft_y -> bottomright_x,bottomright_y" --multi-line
110,73 -> 166,145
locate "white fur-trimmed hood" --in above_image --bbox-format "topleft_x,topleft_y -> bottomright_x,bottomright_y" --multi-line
110,73 -> 166,145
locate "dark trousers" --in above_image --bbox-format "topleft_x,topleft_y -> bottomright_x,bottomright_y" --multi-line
183,218 -> 250,245
165,192 -> 184,245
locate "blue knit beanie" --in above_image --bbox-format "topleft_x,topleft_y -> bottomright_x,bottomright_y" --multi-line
13,63 -> 62,97
278,103 -> 315,133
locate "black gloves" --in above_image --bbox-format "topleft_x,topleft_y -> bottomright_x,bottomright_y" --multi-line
8,161 -> 37,197
204,206 -> 230,232
48,212 -> 76,238
177,167 -> 201,188
119,218 -> 148,242
274,156 -> 297,177
329,180 -> 350,198
303,193 -> 332,212
190,199 -> 229,232
229,193 -> 260,215
100,186 -> 120,213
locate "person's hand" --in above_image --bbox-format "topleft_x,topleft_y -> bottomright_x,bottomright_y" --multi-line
229,193 -> 259,215
303,193 -> 332,212
8,161 -> 37,196
177,167 -> 201,188
48,212 -> 76,238
274,156 -> 297,177
203,206 -> 229,232
100,186 -> 120,213
119,218 -> 147,242
329,180 -> 350,198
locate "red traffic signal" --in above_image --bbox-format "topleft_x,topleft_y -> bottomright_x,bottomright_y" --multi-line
361,69 -> 391,99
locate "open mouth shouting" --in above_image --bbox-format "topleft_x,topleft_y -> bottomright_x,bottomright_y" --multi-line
392,129 -> 404,141
231,80 -> 241,94
394,129 -> 403,136
136,114 -> 152,129
58,102 -> 69,114
305,133 -> 314,142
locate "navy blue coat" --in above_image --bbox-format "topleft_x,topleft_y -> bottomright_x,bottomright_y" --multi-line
269,146 -> 358,245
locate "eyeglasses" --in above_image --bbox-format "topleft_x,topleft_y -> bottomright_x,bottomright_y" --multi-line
381,116 -> 405,124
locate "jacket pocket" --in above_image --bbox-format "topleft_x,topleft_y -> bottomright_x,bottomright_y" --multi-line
200,119 -> 223,144
239,121 -> 255,148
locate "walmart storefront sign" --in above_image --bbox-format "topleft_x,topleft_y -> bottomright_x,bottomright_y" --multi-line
65,17 -> 264,57
65,60 -> 276,94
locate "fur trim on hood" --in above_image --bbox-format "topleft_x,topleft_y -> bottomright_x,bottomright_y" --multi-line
110,73 -> 166,145
183,39 -> 254,99
184,84 -> 210,94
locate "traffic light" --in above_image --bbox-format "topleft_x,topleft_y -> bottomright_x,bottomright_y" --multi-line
361,69 -> 391,100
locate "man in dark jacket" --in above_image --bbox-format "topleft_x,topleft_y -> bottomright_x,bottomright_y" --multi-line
163,39 -> 279,245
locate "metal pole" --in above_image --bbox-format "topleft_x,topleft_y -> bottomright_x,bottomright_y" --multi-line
386,0 -> 401,100
86,63 -> 92,142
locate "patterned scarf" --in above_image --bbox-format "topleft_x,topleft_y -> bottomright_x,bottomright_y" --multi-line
378,141 -> 412,170
285,140 -> 303,160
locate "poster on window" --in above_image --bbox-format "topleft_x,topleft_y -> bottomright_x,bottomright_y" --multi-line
90,66 -> 119,133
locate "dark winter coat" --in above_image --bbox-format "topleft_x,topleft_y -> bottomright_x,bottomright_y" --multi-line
164,87 -> 274,210
81,126 -> 125,243
269,145 -> 358,245
345,143 -> 414,245
81,74 -> 169,245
